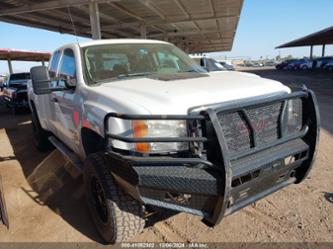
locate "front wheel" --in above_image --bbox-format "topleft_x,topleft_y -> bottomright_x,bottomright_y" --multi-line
31,106 -> 53,151
83,152 -> 145,243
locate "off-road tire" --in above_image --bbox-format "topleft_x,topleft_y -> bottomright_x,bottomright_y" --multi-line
83,152 -> 145,244
31,105 -> 53,151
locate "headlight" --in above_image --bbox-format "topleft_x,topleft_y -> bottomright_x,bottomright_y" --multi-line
286,99 -> 303,134
132,120 -> 188,153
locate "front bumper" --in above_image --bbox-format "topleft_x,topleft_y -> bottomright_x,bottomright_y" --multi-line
104,89 -> 320,225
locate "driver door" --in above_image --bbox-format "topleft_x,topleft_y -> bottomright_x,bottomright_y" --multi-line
52,48 -> 81,154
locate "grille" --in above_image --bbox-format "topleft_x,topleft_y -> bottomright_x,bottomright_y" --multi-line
217,102 -> 283,153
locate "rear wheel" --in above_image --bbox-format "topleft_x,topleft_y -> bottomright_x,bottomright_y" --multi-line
83,152 -> 145,243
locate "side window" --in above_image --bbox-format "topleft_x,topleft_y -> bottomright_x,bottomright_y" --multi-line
49,51 -> 61,78
200,58 -> 205,67
59,49 -> 76,79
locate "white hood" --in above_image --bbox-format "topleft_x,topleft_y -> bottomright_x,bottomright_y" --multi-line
94,71 -> 290,115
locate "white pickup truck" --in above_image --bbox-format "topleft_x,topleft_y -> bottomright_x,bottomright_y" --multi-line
28,39 -> 320,243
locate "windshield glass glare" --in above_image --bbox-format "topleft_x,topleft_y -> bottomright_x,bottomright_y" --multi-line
83,43 -> 207,85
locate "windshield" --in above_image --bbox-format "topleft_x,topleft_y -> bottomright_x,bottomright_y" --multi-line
8,73 -> 30,86
83,43 -> 207,85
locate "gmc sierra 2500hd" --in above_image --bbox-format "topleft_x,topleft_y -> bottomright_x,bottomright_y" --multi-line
28,39 -> 319,243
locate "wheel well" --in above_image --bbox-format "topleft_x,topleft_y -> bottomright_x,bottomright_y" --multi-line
30,100 -> 35,111
81,128 -> 104,156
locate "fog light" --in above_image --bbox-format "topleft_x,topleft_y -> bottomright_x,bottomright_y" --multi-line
284,156 -> 296,165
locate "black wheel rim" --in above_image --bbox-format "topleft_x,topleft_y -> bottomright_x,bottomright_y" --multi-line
90,176 -> 109,223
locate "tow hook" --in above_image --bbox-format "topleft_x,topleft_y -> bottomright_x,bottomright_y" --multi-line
0,174 -> 9,229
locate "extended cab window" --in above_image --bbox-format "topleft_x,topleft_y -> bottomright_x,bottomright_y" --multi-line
49,51 -> 61,78
59,49 -> 76,79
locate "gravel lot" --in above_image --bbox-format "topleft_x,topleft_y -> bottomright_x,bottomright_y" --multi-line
0,68 -> 332,243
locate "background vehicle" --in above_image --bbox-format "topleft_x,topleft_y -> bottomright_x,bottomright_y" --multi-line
323,61 -> 333,71
276,59 -> 297,70
0,74 -> 6,92
217,60 -> 235,71
3,72 -> 31,114
264,60 -> 277,67
252,61 -> 264,67
297,59 -> 313,70
312,56 -> 333,69
190,55 -> 225,72
28,40 -> 319,244
287,59 -> 313,70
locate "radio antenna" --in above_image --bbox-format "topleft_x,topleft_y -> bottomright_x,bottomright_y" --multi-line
67,6 -> 79,44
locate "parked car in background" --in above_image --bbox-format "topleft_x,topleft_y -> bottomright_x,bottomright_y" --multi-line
217,60 -> 235,71
243,61 -> 254,67
190,55 -> 225,72
312,56 -> 333,69
323,61 -> 333,71
3,72 -> 31,114
288,59 -> 313,70
264,61 -> 277,67
297,59 -> 313,70
252,62 -> 264,67
0,74 -> 6,92
276,59 -> 297,70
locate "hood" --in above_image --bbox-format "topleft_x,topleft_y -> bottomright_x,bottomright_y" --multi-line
93,72 -> 290,115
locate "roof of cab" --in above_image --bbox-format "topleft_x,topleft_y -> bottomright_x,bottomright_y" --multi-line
78,39 -> 170,48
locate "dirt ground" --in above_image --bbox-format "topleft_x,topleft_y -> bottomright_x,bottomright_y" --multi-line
0,68 -> 332,243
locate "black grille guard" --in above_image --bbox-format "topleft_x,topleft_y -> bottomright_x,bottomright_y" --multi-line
104,88 -> 320,225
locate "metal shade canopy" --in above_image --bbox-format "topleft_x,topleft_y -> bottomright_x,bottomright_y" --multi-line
276,26 -> 333,59
0,48 -> 51,61
0,48 -> 51,74
0,0 -> 243,53
276,26 -> 333,48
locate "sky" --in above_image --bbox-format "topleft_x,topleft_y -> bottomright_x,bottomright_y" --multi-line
1,0 -> 333,74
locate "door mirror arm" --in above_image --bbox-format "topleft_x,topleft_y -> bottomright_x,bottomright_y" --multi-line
56,75 -> 76,89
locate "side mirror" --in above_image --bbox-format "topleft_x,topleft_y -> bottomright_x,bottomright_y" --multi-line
30,66 -> 52,95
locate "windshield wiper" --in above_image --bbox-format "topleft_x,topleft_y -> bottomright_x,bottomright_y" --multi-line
117,72 -> 153,79
93,72 -> 153,85
181,69 -> 207,73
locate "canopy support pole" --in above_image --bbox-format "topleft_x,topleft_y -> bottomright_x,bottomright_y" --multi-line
322,44 -> 326,57
41,60 -> 45,66
140,24 -> 147,38
310,45 -> 314,60
89,2 -> 101,40
7,59 -> 13,74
